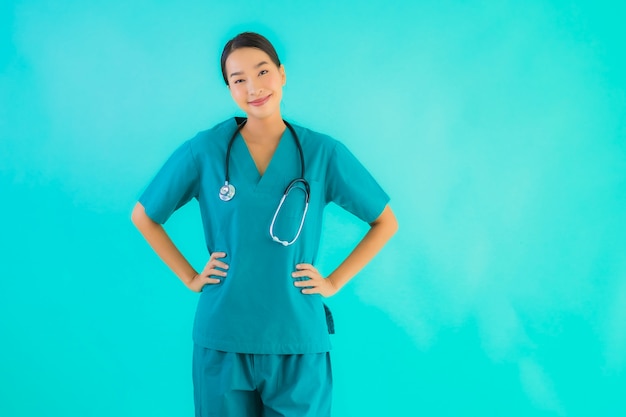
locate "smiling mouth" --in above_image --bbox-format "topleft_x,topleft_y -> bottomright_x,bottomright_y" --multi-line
249,95 -> 271,106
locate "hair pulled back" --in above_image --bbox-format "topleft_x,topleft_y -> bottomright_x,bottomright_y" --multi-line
221,32 -> 282,85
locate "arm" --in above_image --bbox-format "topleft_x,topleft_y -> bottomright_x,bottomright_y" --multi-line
293,204 -> 398,297
131,202 -> 226,292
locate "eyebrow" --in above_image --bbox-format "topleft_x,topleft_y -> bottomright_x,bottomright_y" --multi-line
229,61 -> 270,78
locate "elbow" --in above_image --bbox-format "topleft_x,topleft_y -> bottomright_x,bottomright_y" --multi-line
371,205 -> 398,237
389,213 -> 399,236
386,210 -> 399,238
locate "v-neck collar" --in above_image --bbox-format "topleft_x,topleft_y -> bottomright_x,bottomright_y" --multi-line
234,125 -> 292,188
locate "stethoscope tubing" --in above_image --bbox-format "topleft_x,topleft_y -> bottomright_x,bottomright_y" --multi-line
220,118 -> 310,245
225,118 -> 306,185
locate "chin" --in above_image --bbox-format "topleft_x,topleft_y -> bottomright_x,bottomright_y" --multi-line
245,107 -> 280,121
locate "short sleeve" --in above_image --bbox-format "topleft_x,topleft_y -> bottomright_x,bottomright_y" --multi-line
138,141 -> 200,224
325,141 -> 390,223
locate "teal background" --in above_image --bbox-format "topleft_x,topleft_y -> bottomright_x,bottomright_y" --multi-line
1,0 -> 625,416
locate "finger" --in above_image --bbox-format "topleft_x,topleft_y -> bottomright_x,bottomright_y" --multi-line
205,277 -> 221,284
300,287 -> 319,295
210,252 -> 227,260
204,256 -> 229,271
209,260 -> 230,270
295,265 -> 320,279
207,269 -> 228,277
291,270 -> 312,278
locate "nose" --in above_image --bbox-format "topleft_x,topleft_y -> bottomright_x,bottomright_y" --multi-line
247,79 -> 263,96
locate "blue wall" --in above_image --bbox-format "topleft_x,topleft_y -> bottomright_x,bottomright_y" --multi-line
1,1 -> 625,416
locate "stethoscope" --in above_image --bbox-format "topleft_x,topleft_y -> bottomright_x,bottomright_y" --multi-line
219,118 -> 310,246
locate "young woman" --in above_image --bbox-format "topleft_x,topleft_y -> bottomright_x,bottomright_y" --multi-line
132,32 -> 398,417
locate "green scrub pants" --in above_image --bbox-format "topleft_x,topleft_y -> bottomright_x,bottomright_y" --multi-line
192,345 -> 332,417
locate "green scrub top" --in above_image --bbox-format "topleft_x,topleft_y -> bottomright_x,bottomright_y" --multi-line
139,118 -> 389,354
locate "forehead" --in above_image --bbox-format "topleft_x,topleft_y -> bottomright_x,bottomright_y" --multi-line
225,47 -> 273,72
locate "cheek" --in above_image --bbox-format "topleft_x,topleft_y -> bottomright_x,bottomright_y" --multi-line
230,86 -> 247,102
272,75 -> 284,89
267,77 -> 284,96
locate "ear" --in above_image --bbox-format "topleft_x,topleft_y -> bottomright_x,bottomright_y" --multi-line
280,64 -> 286,86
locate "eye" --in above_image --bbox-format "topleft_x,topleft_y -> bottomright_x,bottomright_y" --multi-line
233,79 -> 245,84
259,69 -> 269,76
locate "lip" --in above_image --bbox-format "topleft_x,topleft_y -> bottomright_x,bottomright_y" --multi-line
248,94 -> 271,106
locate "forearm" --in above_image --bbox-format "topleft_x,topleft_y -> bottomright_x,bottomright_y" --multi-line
327,205 -> 398,291
131,202 -> 197,285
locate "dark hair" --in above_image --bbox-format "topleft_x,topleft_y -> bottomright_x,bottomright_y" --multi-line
220,32 -> 282,85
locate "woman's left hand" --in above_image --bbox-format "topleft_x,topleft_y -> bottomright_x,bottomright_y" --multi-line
292,263 -> 339,297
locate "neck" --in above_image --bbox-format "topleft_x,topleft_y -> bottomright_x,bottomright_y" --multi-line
243,113 -> 286,143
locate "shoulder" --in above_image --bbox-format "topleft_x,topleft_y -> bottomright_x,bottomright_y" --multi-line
289,122 -> 340,154
188,118 -> 238,149
181,118 -> 239,163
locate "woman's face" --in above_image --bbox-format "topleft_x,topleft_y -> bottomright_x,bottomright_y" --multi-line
225,47 -> 286,121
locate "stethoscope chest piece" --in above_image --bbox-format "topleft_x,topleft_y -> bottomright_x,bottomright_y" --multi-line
219,117 -> 308,245
219,182 -> 235,201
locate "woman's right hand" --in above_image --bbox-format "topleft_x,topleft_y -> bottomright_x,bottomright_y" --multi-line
186,252 -> 229,293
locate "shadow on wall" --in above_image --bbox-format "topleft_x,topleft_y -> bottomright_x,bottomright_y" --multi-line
330,294 -> 576,417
